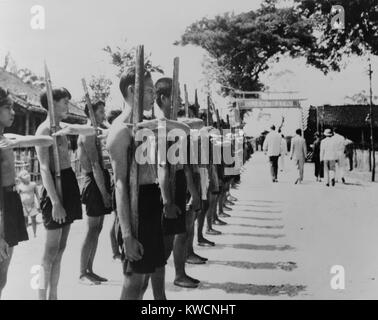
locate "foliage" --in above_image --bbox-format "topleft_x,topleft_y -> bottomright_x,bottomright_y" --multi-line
103,40 -> 164,77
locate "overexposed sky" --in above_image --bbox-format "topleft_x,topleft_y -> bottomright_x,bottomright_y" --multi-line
1,0 -> 377,135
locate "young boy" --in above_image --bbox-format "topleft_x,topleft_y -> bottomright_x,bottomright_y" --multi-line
0,86 -> 53,299
17,169 -> 40,238
150,77 -> 201,297
107,69 -> 191,300
35,87 -> 95,300
78,100 -> 112,285
106,109 -> 122,261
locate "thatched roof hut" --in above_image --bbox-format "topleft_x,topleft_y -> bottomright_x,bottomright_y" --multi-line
0,68 -> 86,135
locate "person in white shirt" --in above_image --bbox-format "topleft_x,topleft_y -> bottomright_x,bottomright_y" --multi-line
331,128 -> 347,184
290,129 -> 307,184
320,129 -> 337,187
263,125 -> 282,182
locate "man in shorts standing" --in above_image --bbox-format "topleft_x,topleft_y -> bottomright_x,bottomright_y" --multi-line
0,86 -> 53,298
78,100 -> 113,285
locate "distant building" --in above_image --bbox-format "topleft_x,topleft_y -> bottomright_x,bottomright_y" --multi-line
0,68 -> 86,135
0,68 -> 86,181
305,104 -> 378,149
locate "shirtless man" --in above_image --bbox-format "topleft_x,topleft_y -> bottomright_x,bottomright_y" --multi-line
78,100 -> 112,285
107,67 -> 167,300
108,69 -> 192,300
17,170 -> 40,238
150,77 -> 201,297
35,87 -> 95,300
0,86 -> 53,298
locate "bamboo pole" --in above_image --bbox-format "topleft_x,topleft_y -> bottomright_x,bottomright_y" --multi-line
184,84 -> 189,117
129,45 -> 145,238
44,62 -> 63,201
81,78 -> 105,168
168,57 -> 180,202
0,150 -> 4,239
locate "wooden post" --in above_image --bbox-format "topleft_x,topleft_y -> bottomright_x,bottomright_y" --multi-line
81,78 -> 105,168
207,95 -> 213,126
184,84 -> 189,117
0,150 -> 4,239
44,62 -> 63,201
25,111 -> 30,135
129,45 -> 145,238
171,58 -> 180,121
368,59 -> 375,181
168,57 -> 180,202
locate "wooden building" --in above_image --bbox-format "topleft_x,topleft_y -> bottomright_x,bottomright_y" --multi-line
0,68 -> 86,135
305,104 -> 378,149
0,68 -> 86,182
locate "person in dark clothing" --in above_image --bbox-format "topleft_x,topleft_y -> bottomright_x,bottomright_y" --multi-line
312,132 -> 324,182
344,138 -> 354,171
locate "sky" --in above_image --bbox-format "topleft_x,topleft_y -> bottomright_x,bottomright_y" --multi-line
0,0 -> 377,136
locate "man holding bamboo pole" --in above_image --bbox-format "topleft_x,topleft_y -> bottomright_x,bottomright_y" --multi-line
35,69 -> 97,299
150,75 -> 202,296
78,96 -> 112,285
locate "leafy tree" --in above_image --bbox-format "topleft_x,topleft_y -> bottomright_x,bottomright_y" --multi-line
344,90 -> 378,104
103,40 -> 164,77
86,75 -> 112,103
175,3 -> 321,93
16,68 -> 45,90
295,0 -> 378,72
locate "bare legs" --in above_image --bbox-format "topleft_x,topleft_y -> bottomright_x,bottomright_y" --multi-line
0,246 -> 14,299
80,216 -> 106,284
38,225 -> 70,300
121,273 -> 149,300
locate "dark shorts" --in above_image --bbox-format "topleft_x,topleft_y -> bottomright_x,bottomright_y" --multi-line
40,168 -> 82,230
81,170 -> 112,217
162,169 -> 187,236
118,184 -> 165,275
3,189 -> 29,247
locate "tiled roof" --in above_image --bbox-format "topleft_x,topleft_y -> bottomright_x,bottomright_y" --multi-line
0,68 -> 85,120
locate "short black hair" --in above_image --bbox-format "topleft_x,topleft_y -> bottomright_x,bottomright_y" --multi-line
0,86 -> 12,107
270,125 -> 276,130
40,87 -> 72,110
155,77 -> 172,108
188,104 -> 199,118
119,67 -> 151,99
84,100 -> 105,118
107,109 -> 122,124
296,128 -> 302,135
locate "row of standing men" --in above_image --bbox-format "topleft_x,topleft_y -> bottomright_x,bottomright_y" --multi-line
0,68 -> 248,300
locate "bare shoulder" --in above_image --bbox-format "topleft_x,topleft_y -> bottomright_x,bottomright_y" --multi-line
35,121 -> 50,136
107,121 -> 132,151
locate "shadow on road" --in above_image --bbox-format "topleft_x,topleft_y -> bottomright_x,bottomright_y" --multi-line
237,209 -> 283,214
207,260 -> 297,271
167,281 -> 305,297
231,224 -> 284,229
223,232 -> 285,239
235,204 -> 281,208
210,243 -> 294,251
231,216 -> 282,221
237,200 -> 284,204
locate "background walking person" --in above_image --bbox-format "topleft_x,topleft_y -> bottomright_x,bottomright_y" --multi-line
263,125 -> 282,182
312,133 -> 324,182
290,129 -> 307,184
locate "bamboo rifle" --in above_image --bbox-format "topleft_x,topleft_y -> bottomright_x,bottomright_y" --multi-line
81,78 -> 105,168
129,45 -> 145,238
44,62 -> 63,201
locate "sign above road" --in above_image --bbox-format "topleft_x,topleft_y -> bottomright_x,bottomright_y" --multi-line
236,98 -> 304,109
